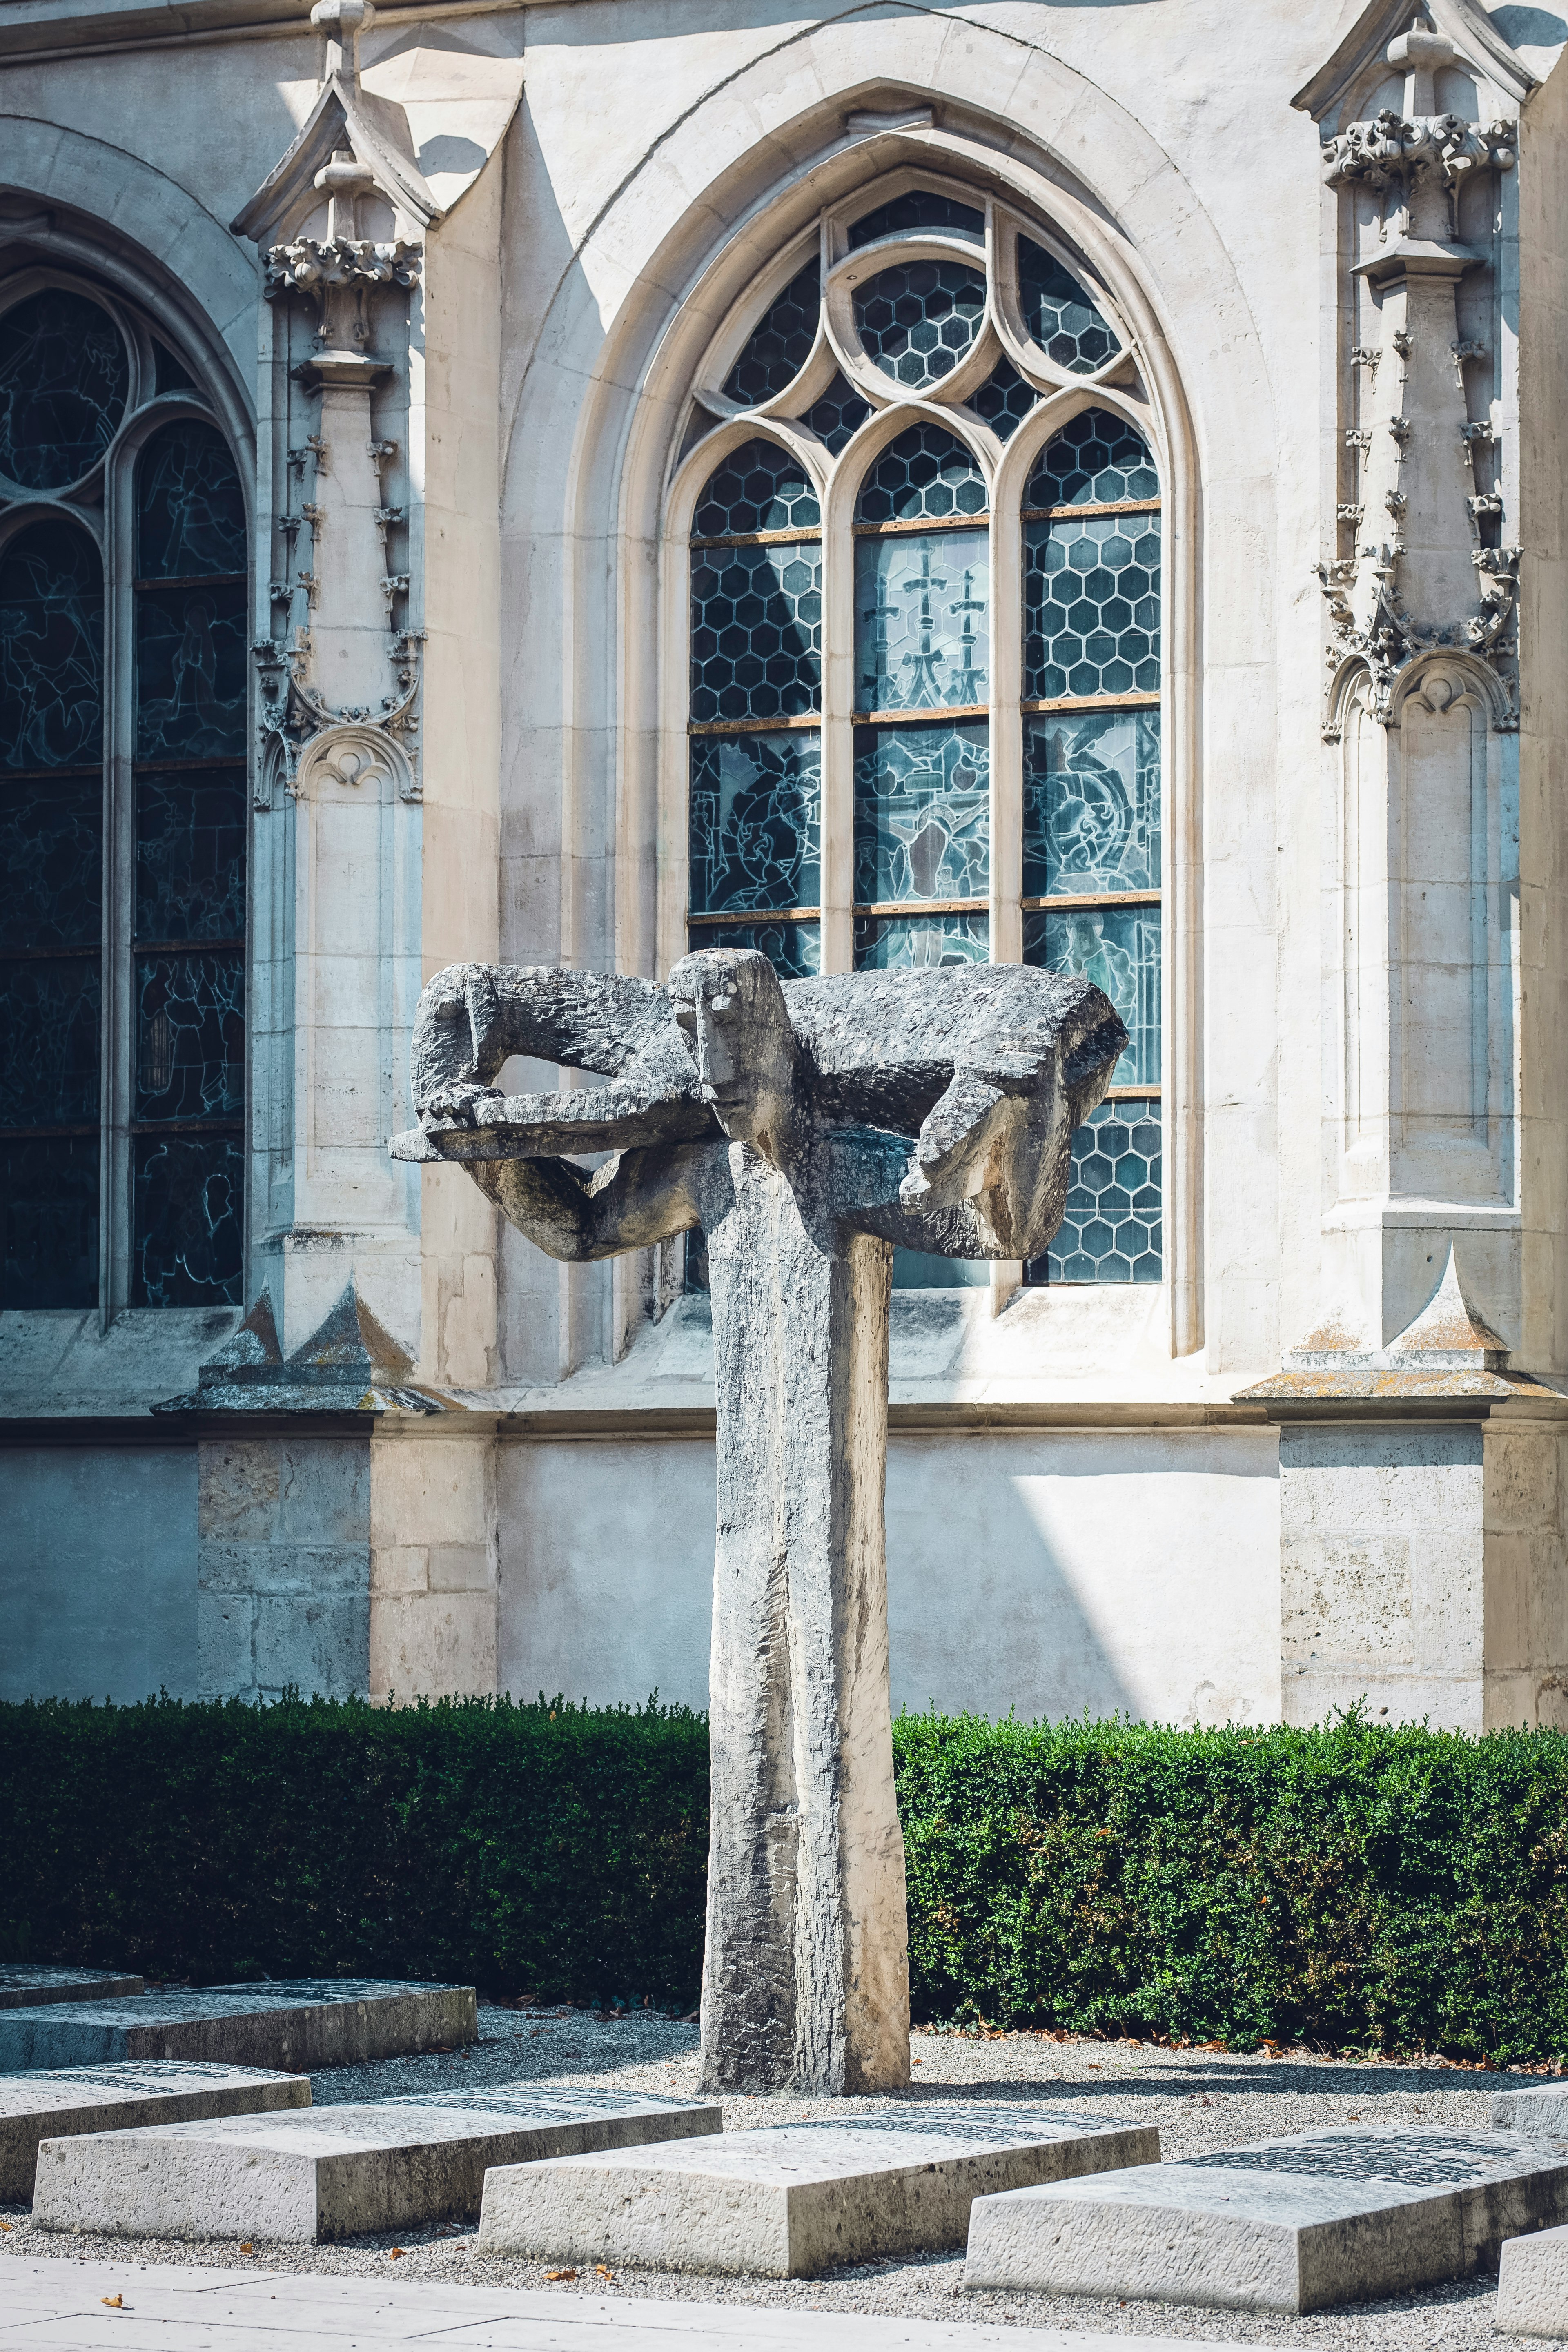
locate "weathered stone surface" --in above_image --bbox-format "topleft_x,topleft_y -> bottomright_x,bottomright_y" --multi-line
0,1980 -> 475,2073
1495,2087 -> 1568,2138
475,2104 -> 1159,2276
1497,2216 -> 1568,2336
0,1967 -> 143,2011
391,951 -> 1122,2096
0,2063 -> 309,2202
962,2126 -> 1568,2313
33,2086 -> 721,2243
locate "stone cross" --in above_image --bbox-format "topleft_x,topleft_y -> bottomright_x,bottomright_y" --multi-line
392,949 -> 1124,2094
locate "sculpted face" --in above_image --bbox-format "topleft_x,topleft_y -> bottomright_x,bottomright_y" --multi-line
668,948 -> 799,1163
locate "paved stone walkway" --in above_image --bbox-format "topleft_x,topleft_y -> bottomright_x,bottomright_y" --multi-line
1,2258 -> 1211,2349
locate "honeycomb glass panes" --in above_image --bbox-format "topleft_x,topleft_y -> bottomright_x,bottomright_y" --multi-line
1016,240 -> 1118,374
849,191 -> 984,247
1023,708 -> 1160,897
1027,408 -> 1158,508
803,374 -> 871,456
722,265 -> 819,406
0,289 -> 127,489
854,260 -> 985,389
0,519 -> 104,1308
971,354 -> 1037,442
855,423 -> 986,525
1024,509 -> 1160,702
1030,1100 -> 1162,1284
131,418 -> 246,1307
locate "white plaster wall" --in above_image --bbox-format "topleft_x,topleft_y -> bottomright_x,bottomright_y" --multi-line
497,1425 -> 1281,1723
0,1446 -> 198,1703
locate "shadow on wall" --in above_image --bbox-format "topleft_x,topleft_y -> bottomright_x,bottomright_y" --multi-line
0,1446 -> 199,1702
498,1425 -> 1281,1728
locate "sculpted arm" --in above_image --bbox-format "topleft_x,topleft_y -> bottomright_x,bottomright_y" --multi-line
463,1140 -> 709,1263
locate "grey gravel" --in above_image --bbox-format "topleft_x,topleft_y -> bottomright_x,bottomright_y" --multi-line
1,2003 -> 1552,2343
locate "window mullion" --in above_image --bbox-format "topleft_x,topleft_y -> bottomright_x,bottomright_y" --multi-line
104,446 -> 136,1325
820,489 -> 854,974
989,491 -> 1022,966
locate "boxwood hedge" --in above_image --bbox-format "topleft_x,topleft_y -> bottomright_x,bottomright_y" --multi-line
4,1695 -> 1567,2061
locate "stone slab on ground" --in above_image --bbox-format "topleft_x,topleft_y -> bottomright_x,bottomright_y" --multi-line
0,1966 -> 144,2011
0,1979 -> 474,2073
0,2062 -> 310,2203
32,2085 -> 723,2243
0,2258 -> 1224,2352
963,2124 -> 1568,2315
477,2102 -> 1159,2278
1498,2217 -> 1568,2337
1495,2086 -> 1568,2139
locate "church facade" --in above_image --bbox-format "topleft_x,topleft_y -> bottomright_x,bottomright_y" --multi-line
3,0 -> 1566,1733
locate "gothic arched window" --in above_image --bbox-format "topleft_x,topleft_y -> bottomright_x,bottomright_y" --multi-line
680,180 -> 1164,1285
0,278 -> 248,1311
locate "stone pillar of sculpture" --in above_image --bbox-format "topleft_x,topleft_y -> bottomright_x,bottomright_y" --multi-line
391,948 -> 1125,2092
703,1147 -> 903,2093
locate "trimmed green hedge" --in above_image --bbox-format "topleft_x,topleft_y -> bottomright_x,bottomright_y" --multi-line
4,1697 -> 1568,2059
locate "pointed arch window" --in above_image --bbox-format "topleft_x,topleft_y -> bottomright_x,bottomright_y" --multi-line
680,180 -> 1164,1285
0,276 -> 249,1312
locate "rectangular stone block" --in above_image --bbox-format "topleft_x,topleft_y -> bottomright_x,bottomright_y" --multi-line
33,2086 -> 721,2243
0,1967 -> 143,2011
962,2126 -> 1568,2314
1494,2086 -> 1568,2138
0,2063 -> 309,2202
0,1978 -> 475,2073
1497,2217 -> 1568,2336
477,2103 -> 1160,2277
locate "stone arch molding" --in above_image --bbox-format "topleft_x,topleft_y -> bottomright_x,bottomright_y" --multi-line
0,119 -> 257,430
1326,644 -> 1515,739
503,10 -> 1275,1366
294,722 -> 420,806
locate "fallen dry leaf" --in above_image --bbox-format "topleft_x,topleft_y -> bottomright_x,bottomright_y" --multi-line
0,2220 -> 10,2232
238,2243 -> 254,2256
595,2265 -> 615,2280
544,2268 -> 578,2283
390,2248 -> 405,2260
101,2296 -> 123,2310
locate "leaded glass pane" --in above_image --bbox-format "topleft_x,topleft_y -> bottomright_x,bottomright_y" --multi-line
853,721 -> 988,904
802,373 -> 871,456
0,773 -> 101,951
0,958 -> 101,1127
690,731 -> 819,914
855,423 -> 985,524
131,1133 -> 243,1307
849,191 -> 984,247
0,290 -> 127,490
136,769 -> 247,942
1,1135 -> 98,1308
690,918 -> 820,979
1016,240 -> 1117,374
137,420 -> 247,579
1022,708 -> 1160,897
0,522 -> 103,771
853,260 -> 985,389
722,266 -> 820,407
134,581 -> 248,757
855,529 -> 988,712
690,544 -> 822,724
1032,1100 -> 1162,1283
1023,512 -> 1160,701
1025,902 -> 1160,1085
134,951 -> 244,1123
970,353 -> 1036,441
893,1247 -> 989,1289
1027,409 -> 1158,509
153,341 -> 196,396
853,910 -> 988,970
693,439 -> 818,537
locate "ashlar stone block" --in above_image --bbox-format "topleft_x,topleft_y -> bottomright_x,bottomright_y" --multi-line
0,2063 -> 309,2202
476,2104 -> 1159,2276
0,1979 -> 475,2073
962,2126 -> 1568,2314
1497,2216 -> 1568,2337
33,2087 -> 721,2243
1494,2086 -> 1568,2138
0,1967 -> 143,2011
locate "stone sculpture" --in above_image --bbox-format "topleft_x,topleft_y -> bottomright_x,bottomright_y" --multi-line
392,950 -> 1124,2093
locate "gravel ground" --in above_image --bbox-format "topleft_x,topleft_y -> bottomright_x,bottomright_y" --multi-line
0,2005 -> 1554,2345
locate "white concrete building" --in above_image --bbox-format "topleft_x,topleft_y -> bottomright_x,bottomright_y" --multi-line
2,0 -> 1566,1732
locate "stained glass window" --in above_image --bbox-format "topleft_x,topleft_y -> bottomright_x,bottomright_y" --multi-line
686,194 -> 1162,1289
688,438 -> 821,975
0,282 -> 247,1313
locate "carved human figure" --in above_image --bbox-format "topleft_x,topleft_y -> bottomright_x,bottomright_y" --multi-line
392,949 -> 1124,2092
